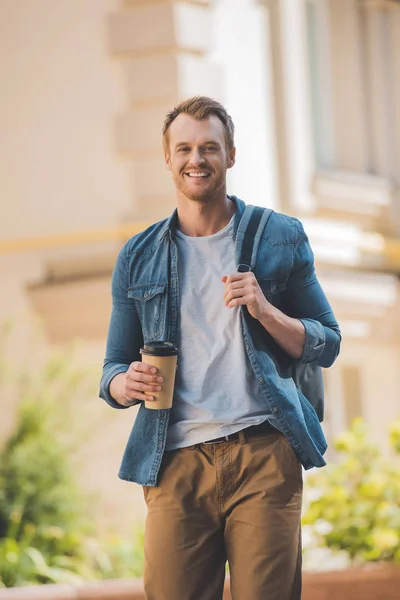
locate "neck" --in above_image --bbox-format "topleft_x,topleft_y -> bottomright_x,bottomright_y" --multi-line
176,191 -> 235,237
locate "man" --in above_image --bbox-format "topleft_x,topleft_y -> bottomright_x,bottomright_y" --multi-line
100,96 -> 341,600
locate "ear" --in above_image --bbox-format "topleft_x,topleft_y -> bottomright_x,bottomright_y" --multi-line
164,152 -> 172,171
227,147 -> 236,169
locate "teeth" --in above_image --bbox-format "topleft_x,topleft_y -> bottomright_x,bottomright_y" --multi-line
187,173 -> 208,177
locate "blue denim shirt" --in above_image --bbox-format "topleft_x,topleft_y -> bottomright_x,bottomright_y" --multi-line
100,196 -> 341,485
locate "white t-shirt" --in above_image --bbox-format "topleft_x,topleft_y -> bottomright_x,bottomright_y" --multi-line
166,214 -> 272,450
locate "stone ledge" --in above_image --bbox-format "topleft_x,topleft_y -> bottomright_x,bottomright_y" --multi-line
362,0 -> 400,10
124,0 -> 212,6
124,54 -> 223,104
0,579 -> 145,600
108,3 -> 211,56
302,565 -> 400,599
27,276 -> 112,343
2,567 -> 400,600
312,169 -> 396,234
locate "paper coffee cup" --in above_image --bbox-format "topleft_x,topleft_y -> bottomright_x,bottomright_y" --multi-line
140,342 -> 178,410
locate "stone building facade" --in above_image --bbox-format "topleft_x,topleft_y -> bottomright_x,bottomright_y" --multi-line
1,0 -> 400,530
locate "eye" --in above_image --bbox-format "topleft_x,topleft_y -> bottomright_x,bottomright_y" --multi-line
177,147 -> 190,153
205,145 -> 218,152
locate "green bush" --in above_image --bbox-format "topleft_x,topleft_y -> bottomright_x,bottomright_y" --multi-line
303,418 -> 400,565
0,370 -> 94,586
0,322 -> 146,587
86,529 -> 145,579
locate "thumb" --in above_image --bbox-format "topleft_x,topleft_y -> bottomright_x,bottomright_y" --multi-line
221,275 -> 228,283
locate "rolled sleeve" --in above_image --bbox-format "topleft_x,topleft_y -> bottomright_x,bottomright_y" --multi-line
283,221 -> 341,368
99,244 -> 143,409
99,363 -> 131,410
299,318 -> 326,364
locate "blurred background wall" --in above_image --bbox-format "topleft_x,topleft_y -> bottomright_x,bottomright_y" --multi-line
1,0 -> 400,533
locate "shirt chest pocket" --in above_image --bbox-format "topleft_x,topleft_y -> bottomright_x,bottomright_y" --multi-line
127,283 -> 167,342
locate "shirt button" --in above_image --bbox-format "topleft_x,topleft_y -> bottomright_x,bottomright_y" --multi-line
273,407 -> 279,413
245,344 -> 249,350
144,292 -> 148,298
258,376 -> 264,383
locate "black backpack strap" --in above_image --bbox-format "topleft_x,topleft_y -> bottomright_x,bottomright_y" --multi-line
237,205 -> 274,272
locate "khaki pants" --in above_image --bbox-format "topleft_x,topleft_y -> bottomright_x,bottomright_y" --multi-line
143,427 -> 303,600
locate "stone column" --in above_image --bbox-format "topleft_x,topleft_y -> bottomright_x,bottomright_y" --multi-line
262,0 -> 316,215
108,0 -> 223,220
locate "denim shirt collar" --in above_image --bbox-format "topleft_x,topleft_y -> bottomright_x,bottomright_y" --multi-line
158,195 -> 245,243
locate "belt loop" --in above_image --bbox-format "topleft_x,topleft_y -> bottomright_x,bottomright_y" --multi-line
238,429 -> 246,445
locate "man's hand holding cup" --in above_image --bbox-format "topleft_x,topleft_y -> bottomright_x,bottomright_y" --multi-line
123,361 -> 164,406
123,342 -> 178,410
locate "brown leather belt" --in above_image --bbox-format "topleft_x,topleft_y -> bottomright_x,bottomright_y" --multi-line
203,420 -> 276,445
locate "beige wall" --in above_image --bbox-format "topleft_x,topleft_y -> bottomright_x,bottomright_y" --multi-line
1,0 -> 131,240
0,0 -> 147,533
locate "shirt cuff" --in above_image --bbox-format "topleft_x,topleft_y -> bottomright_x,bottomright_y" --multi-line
299,318 -> 326,363
99,364 -> 131,410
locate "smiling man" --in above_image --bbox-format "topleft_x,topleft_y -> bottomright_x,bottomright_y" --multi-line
100,97 -> 341,600
165,110 -> 233,211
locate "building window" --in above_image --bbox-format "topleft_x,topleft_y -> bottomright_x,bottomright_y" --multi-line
305,0 -> 335,169
305,0 -> 399,178
361,3 -> 400,178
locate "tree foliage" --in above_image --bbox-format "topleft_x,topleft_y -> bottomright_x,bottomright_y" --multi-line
0,321 -> 145,587
303,418 -> 400,565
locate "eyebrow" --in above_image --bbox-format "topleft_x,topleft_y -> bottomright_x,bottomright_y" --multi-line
175,141 -> 221,149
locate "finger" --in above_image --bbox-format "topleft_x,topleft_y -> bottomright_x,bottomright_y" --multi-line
227,295 -> 253,308
132,361 -> 158,375
124,391 -> 156,404
126,381 -> 162,394
127,369 -> 163,385
224,278 -> 258,299
224,286 -> 247,304
225,273 -> 246,284
224,284 -> 247,297
227,280 -> 250,290
225,272 -> 254,284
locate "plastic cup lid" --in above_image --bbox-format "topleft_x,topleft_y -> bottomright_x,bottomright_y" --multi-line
140,342 -> 178,357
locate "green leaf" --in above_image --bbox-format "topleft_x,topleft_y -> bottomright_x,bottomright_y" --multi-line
303,418 -> 400,565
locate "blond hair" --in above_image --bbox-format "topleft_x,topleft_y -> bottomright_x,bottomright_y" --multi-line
163,96 -> 235,151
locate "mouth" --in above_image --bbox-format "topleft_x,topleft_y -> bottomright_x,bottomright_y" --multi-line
184,171 -> 211,179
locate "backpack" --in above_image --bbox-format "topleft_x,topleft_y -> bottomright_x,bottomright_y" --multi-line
236,204 -> 324,422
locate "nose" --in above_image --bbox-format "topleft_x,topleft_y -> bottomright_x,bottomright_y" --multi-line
189,149 -> 205,166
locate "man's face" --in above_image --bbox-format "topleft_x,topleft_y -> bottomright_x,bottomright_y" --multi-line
164,114 -> 235,203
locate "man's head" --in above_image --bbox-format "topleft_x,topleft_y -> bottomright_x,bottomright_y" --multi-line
163,96 -> 236,203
